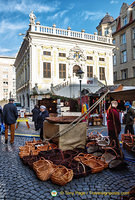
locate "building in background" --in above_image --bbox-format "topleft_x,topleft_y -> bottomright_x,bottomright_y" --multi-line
97,1 -> 135,86
0,56 -> 16,107
15,12 -> 114,111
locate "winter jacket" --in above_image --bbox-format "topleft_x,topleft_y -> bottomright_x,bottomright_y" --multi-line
32,107 -> 40,122
3,103 -> 18,125
107,107 -> 121,134
124,107 -> 135,125
37,110 -> 49,129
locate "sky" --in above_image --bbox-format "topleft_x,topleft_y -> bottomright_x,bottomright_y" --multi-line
0,0 -> 133,57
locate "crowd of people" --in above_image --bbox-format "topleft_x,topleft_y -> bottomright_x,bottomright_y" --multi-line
0,98 -> 135,154
0,99 -> 49,144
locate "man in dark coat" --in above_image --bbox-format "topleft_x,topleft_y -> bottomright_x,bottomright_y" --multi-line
32,105 -> 40,130
124,101 -> 135,135
107,100 -> 121,151
3,98 -> 18,144
37,105 -> 49,140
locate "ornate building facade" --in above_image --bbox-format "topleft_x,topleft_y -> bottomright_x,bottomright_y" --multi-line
15,12 -> 114,111
97,2 -> 135,86
0,56 -> 16,106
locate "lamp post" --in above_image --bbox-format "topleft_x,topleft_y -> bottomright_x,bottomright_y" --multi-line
76,69 -> 84,112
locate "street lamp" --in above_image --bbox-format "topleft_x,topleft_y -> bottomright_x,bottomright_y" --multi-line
76,69 -> 84,112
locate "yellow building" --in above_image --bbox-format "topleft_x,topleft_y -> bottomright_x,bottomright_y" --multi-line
15,12 -> 114,111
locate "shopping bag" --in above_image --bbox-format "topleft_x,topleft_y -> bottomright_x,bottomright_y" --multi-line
1,124 -> 5,134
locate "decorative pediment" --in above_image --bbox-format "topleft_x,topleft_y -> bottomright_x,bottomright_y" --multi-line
67,45 -> 86,62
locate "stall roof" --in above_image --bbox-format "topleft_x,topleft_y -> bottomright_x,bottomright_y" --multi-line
108,88 -> 135,101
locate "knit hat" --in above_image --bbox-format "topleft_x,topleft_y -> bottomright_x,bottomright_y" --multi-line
40,105 -> 46,109
124,101 -> 131,107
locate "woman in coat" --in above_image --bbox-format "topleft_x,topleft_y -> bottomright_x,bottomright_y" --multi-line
107,100 -> 121,151
37,105 -> 49,140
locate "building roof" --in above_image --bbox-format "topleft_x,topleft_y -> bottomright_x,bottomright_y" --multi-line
95,84 -> 122,95
99,13 -> 114,25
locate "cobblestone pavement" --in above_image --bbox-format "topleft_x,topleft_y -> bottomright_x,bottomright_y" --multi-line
0,120 -> 135,200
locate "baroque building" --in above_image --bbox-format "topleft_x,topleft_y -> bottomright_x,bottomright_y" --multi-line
97,1 -> 135,86
15,12 -> 114,111
0,56 -> 16,105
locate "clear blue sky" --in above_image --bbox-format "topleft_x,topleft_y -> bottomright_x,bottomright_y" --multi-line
0,0 -> 133,57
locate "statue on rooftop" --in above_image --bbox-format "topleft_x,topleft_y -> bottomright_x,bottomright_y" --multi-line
29,11 -> 36,25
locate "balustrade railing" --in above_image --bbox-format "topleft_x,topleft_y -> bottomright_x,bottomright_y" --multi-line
30,24 -> 112,44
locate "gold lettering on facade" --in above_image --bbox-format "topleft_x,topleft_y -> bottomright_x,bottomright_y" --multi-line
58,58 -> 67,62
98,62 -> 106,66
42,56 -> 52,61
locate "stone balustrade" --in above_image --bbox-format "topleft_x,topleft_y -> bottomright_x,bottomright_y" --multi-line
30,24 -> 113,44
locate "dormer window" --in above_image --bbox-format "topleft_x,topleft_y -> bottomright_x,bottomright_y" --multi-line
123,16 -> 127,26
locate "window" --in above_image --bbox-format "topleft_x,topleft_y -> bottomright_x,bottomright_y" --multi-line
99,67 -> 105,80
43,62 -> 51,78
133,47 -> 135,59
114,72 -> 117,81
59,53 -> 66,57
133,67 -> 135,77
121,69 -> 128,79
59,64 -> 66,79
43,51 -> 51,56
121,33 -> 126,44
3,74 -> 8,79
123,16 -> 127,26
3,89 -> 8,92
99,57 -> 105,61
132,28 -> 135,39
121,50 -> 127,63
87,56 -> 93,60
87,66 -> 93,78
113,54 -> 117,65
3,67 -> 8,72
113,39 -> 115,44
111,26 -> 116,33
104,28 -> 109,36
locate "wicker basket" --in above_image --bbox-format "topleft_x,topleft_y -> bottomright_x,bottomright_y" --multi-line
69,161 -> 91,179
51,165 -> 73,186
74,153 -> 87,162
31,149 -> 40,156
33,157 -> 47,172
37,143 -> 57,151
19,145 -> 32,151
19,150 -> 30,159
82,157 -> 104,173
36,160 -> 54,181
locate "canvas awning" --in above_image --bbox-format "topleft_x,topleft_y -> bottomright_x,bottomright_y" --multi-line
108,89 -> 135,101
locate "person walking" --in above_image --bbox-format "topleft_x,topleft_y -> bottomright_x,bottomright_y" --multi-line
32,105 -> 40,131
124,101 -> 135,135
37,105 -> 49,140
107,100 -> 121,152
3,98 -> 18,144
